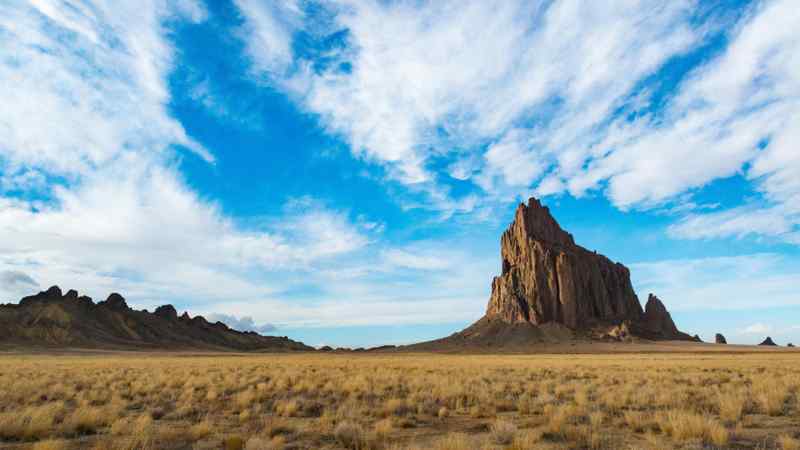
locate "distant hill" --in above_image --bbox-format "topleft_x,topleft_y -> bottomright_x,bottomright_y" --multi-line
409,197 -> 695,351
0,286 -> 312,351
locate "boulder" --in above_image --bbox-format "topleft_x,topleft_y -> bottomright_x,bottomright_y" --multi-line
715,333 -> 727,344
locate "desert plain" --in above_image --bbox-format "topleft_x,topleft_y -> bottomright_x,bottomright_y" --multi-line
1,346 -> 799,450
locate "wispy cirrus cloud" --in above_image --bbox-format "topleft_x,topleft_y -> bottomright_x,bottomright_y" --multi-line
0,0 -> 212,179
739,322 -> 771,335
236,0 -> 800,243
631,253 -> 800,312
0,0 -> 378,314
235,0 -> 699,201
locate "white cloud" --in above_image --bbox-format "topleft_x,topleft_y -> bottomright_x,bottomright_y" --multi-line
0,157 -> 375,306
0,0 -> 212,181
631,253 -> 800,311
236,0 -> 698,198
196,240 -> 496,328
205,313 -> 276,333
236,0 -> 800,242
382,248 -> 451,271
0,270 -> 39,296
0,1 -> 378,316
476,129 -> 546,198
569,0 -> 800,237
234,0 -> 302,78
668,205 -> 796,241
740,322 -> 771,335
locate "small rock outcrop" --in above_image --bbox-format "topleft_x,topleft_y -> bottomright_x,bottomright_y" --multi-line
692,334 -> 703,343
759,337 -> 777,346
154,305 -> 178,321
99,293 -> 128,310
468,197 -> 693,342
788,343 -> 795,348
715,333 -> 727,344
642,294 -> 681,337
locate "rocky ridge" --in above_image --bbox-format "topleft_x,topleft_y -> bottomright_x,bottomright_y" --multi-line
0,286 -> 311,351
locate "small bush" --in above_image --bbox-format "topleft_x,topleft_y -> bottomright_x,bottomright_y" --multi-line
334,421 -> 365,449
490,419 -> 517,445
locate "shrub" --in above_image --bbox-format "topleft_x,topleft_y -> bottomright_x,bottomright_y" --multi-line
334,421 -> 365,449
717,391 -> 746,423
489,419 -> 517,445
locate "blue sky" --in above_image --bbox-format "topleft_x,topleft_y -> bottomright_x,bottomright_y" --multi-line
1,0 -> 799,347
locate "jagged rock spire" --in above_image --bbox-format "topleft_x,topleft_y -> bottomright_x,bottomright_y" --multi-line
487,198 -> 643,329
484,197 -> 691,340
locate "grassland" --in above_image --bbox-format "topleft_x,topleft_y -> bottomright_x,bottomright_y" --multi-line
0,351 -> 799,449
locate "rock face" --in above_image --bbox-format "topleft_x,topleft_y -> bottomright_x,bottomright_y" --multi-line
759,337 -> 777,346
0,287 -> 312,351
482,198 -> 692,341
715,333 -> 727,344
642,295 -> 681,337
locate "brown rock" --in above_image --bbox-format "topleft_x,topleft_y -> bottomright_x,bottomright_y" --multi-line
642,294 -> 680,338
715,333 -> 727,344
0,287 -> 312,351
759,336 -> 777,346
99,293 -> 128,310
482,198 -> 692,341
486,198 -> 643,329
154,305 -> 178,321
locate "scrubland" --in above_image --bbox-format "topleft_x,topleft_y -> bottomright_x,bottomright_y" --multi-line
0,352 -> 799,449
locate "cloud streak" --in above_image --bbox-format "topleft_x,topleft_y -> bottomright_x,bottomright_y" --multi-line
631,253 -> 800,312
237,0 -> 800,242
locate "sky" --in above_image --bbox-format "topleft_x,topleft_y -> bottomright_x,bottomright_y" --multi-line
0,0 -> 798,347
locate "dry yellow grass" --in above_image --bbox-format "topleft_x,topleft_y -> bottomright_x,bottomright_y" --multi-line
0,352 -> 798,449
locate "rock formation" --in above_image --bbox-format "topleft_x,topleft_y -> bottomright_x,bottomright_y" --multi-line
413,197 -> 694,349
485,198 -> 644,329
788,343 -> 795,348
0,286 -> 312,351
642,295 -> 682,338
480,198 -> 692,340
715,333 -> 727,344
759,337 -> 777,346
